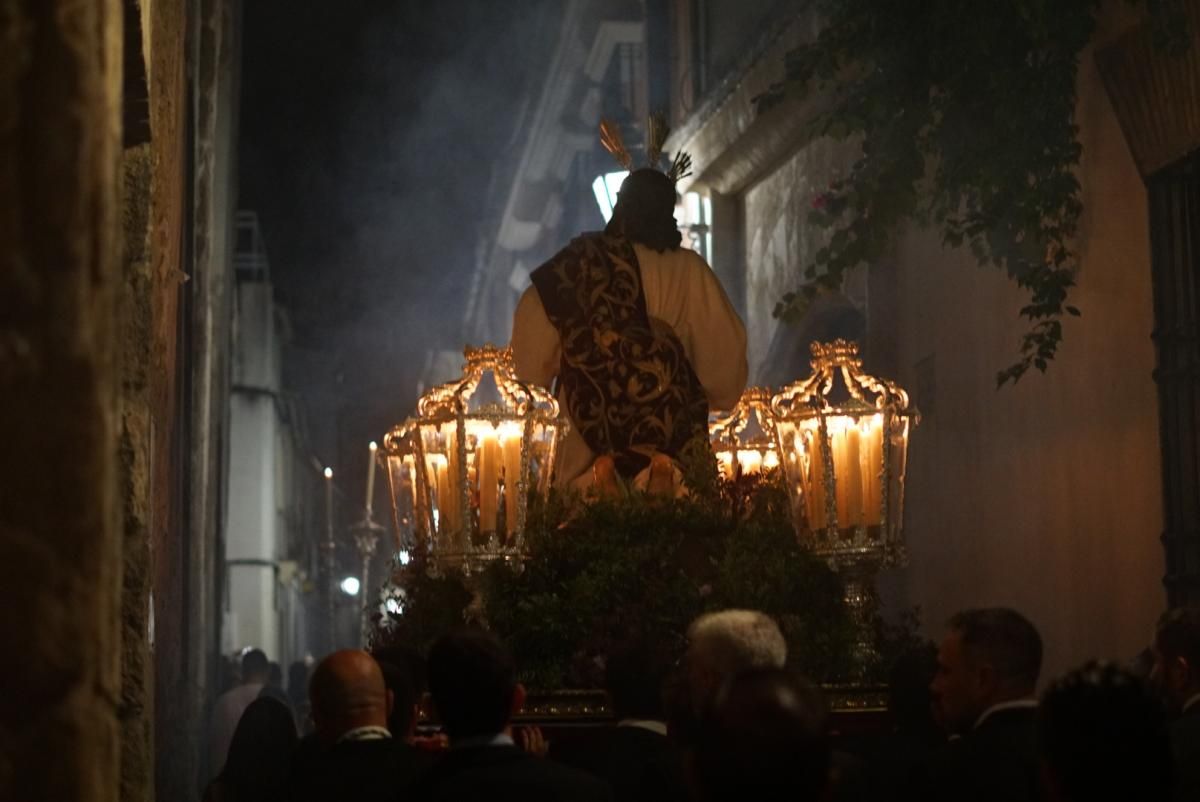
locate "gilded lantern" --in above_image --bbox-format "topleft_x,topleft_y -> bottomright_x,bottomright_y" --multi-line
771,340 -> 917,567
709,387 -> 780,479
380,345 -> 567,575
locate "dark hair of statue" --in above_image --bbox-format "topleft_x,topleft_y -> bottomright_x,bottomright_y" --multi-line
605,168 -> 682,252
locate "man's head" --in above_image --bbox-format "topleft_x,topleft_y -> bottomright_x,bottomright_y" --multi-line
241,648 -> 270,685
309,649 -> 393,743
605,638 -> 672,720
1150,606 -> 1200,711
427,629 -> 524,740
377,658 -> 418,738
606,168 -> 682,252
931,608 -> 1042,734
685,610 -> 787,709
693,669 -> 830,802
1038,661 -> 1172,802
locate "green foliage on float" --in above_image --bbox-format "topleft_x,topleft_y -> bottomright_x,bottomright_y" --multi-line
377,450 -> 920,688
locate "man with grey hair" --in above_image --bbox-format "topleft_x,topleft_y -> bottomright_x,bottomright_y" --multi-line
675,609 -> 787,740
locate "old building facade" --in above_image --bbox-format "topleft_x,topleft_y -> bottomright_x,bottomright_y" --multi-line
467,0 -> 1200,678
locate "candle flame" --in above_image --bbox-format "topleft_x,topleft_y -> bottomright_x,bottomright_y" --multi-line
369,441 -> 378,451
323,467 -> 333,479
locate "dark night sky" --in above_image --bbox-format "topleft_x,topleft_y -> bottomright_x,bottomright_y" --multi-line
238,0 -> 558,463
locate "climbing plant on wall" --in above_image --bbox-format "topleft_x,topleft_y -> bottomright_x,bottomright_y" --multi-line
758,0 -> 1188,385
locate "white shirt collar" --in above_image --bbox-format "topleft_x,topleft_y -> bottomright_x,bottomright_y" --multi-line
451,732 -> 515,750
1183,693 -> 1200,714
617,718 -> 668,736
336,725 -> 392,743
974,698 -> 1038,730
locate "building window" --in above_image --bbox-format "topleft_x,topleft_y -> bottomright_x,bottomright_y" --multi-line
677,190 -> 713,261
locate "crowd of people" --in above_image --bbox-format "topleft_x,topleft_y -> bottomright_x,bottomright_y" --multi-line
204,606 -> 1200,802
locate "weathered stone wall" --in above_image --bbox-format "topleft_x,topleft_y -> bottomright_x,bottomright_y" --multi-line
868,4 -> 1164,679
113,0 -> 191,798
144,0 -> 193,795
119,139 -> 155,802
186,0 -> 242,789
0,2 -> 125,802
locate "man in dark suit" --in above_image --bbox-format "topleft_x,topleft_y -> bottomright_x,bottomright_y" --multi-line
927,607 -> 1043,802
1038,660 -> 1172,802
691,668 -> 831,802
416,629 -> 612,802
289,649 -> 429,802
1150,606 -> 1200,801
551,638 -> 687,802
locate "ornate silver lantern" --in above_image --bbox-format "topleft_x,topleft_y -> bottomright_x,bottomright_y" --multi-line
772,340 -> 917,567
380,345 -> 567,576
772,341 -> 917,672
709,386 -> 781,479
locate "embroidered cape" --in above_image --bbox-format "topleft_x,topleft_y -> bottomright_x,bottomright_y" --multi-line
530,233 -> 708,478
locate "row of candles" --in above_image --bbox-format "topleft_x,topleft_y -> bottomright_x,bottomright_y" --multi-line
343,413 -> 892,539
713,410 -> 893,533
421,421 -> 525,538
380,420 -> 534,541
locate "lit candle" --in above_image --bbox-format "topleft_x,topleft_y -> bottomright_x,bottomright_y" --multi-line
499,423 -> 522,534
444,426 -> 461,539
323,467 -> 334,536
478,430 -> 501,533
365,441 -> 378,515
737,449 -> 763,476
402,454 -> 417,514
807,432 -> 827,530
842,424 -> 863,527
861,417 -> 882,524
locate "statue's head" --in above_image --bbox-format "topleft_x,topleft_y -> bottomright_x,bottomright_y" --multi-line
605,168 -> 682,252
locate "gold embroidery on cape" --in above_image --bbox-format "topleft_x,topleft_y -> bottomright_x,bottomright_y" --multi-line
531,234 -> 709,477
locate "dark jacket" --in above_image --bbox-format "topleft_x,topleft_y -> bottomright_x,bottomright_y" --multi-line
927,706 -> 1039,802
1172,703 -> 1200,802
551,724 -> 687,802
289,736 -> 431,802
416,743 -> 613,802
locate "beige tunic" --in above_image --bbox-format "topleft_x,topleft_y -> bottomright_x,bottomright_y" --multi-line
511,243 -> 748,485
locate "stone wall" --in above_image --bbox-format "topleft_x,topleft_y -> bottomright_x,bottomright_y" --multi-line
0,3 -> 126,802
185,0 -> 242,789
867,6 -> 1165,678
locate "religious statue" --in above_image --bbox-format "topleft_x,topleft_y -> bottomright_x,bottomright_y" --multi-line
511,117 -> 747,495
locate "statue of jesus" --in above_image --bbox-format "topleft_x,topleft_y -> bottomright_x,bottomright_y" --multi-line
511,127 -> 747,495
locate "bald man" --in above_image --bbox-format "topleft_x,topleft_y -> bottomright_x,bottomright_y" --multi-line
290,650 -> 430,802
